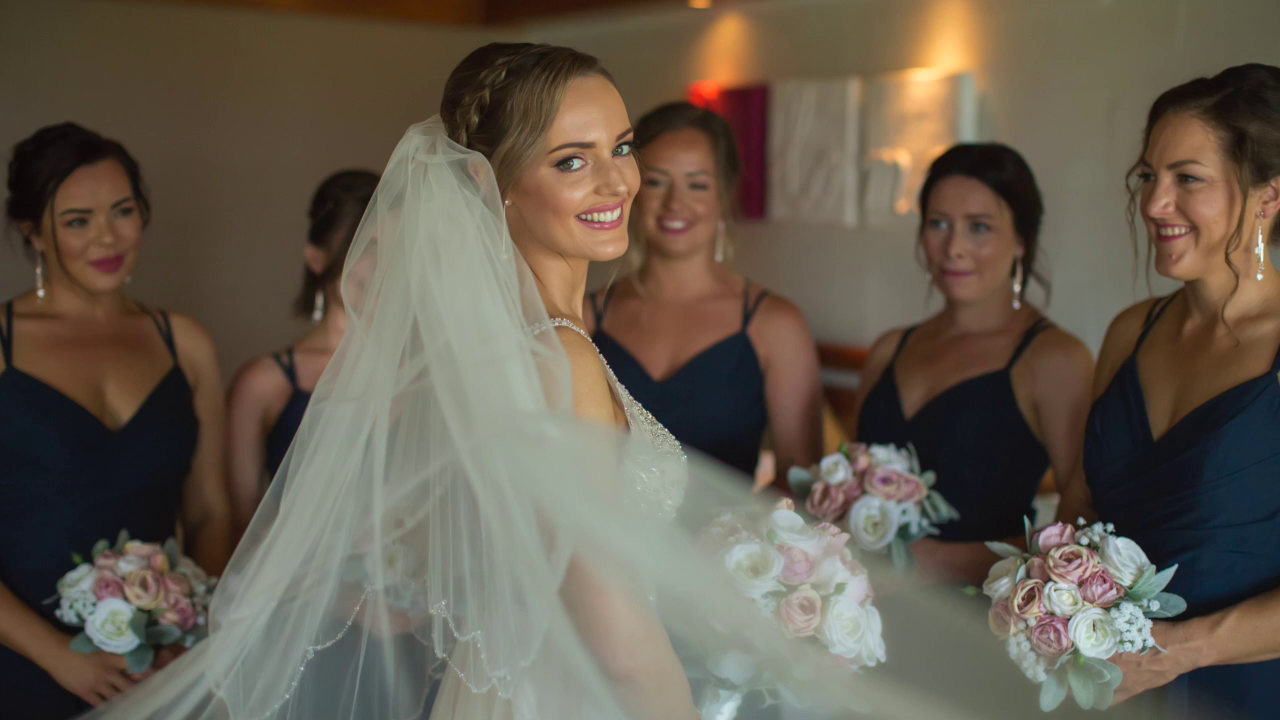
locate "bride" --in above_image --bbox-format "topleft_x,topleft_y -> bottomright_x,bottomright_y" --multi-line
76,42 -> 1096,720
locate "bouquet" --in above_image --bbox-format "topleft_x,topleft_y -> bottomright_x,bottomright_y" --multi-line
790,442 -> 959,570
981,519 -> 1186,711
694,498 -> 884,716
52,531 -> 216,673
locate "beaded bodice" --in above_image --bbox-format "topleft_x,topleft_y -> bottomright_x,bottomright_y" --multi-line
543,318 -> 687,523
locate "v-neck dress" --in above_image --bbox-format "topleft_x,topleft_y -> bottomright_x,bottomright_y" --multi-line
856,318 -> 1053,542
1085,292 -> 1280,720
0,300 -> 198,720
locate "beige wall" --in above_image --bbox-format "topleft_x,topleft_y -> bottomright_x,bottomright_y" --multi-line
0,0 -> 506,375
530,0 -> 1280,352
4,0 -> 1280,374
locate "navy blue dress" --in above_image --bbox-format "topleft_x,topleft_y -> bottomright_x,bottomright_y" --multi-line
1085,293 -> 1280,720
0,301 -> 198,720
592,283 -> 770,478
263,348 -> 311,481
857,319 -> 1052,542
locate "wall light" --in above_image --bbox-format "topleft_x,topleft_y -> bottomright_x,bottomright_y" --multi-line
689,0 -> 713,9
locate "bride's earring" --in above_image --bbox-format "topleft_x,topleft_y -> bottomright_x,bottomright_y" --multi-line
504,199 -> 511,209
312,289 -> 325,324
714,219 -> 727,263
1256,211 -> 1267,282
35,253 -> 47,301
1011,257 -> 1024,311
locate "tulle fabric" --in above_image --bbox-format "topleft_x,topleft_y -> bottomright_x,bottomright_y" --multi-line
75,119 -> 1175,720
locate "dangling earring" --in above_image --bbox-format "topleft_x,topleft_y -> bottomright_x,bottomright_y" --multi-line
1011,258 -> 1024,311
311,289 -> 325,324
35,253 -> 47,301
714,219 -> 727,263
1256,211 -> 1267,282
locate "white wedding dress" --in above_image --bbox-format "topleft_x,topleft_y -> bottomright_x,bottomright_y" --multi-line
429,318 -> 688,720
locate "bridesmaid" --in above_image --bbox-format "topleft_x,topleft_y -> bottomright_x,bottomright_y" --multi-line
1060,64 -> 1280,719
853,144 -> 1093,584
0,123 -> 232,718
585,101 -> 823,486
225,170 -> 377,538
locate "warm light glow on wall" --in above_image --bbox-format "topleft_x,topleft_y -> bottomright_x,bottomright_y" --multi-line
688,0 -> 713,8
691,11 -> 758,86
917,0 -> 980,72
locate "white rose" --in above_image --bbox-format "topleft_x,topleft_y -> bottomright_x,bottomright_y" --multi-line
84,598 -> 142,654
769,508 -> 824,552
115,556 -> 147,575
868,444 -> 914,474
1044,582 -> 1085,618
723,541 -> 785,598
848,496 -> 899,551
816,594 -> 885,668
819,453 -> 854,486
57,564 -> 99,597
1068,607 -> 1119,659
982,556 -> 1026,601
1098,536 -> 1152,588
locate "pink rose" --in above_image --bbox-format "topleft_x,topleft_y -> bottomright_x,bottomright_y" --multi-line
94,552 -> 121,571
149,554 -> 171,574
988,599 -> 1018,639
123,541 -> 163,558
863,468 -> 926,505
1046,544 -> 1099,585
93,573 -> 126,601
1029,616 -> 1073,659
843,443 -> 873,474
776,585 -> 823,638
158,594 -> 198,631
1026,556 -> 1051,582
779,545 -> 818,586
1010,579 -> 1047,621
162,572 -> 193,598
1080,568 -> 1127,608
1034,522 -> 1077,553
896,474 -> 928,505
813,522 -> 852,554
123,570 -> 166,611
806,482 -> 859,523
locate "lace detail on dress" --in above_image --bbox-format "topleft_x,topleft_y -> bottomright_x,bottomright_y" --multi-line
533,318 -> 687,523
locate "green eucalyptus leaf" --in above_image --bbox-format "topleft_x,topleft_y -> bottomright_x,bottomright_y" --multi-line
1025,516 -> 1037,553
70,633 -> 100,654
124,644 -> 155,674
70,553 -> 85,566
1145,592 -> 1187,619
91,539 -> 110,559
1067,663 -> 1097,710
1126,566 -> 1160,602
129,610 -> 148,642
889,538 -> 914,573
1039,669 -> 1068,712
114,529 -> 131,552
985,542 -> 1025,559
146,625 -> 182,646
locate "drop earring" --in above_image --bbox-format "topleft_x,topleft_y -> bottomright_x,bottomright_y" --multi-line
312,289 -> 325,324
1011,258 -> 1024,311
714,219 -> 727,263
35,253 -> 47,301
1256,211 -> 1267,282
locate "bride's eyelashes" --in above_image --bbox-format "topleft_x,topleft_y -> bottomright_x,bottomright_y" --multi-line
553,141 -> 636,174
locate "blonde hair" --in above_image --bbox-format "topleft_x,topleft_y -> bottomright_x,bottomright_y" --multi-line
440,43 -> 614,197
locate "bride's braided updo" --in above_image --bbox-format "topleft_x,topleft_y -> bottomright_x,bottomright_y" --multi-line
441,43 -> 614,196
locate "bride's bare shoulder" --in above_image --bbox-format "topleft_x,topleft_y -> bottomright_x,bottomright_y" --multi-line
553,325 -> 618,425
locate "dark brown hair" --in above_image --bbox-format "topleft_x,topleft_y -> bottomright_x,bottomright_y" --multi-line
296,170 -> 379,317
918,143 -> 1048,303
1127,64 -> 1280,318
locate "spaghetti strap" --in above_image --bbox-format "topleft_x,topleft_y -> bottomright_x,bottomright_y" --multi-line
1007,318 -> 1054,369
273,349 -> 300,388
0,301 -> 12,367
137,304 -> 178,361
743,285 -> 770,329
1134,292 -> 1180,354
890,326 -> 920,363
